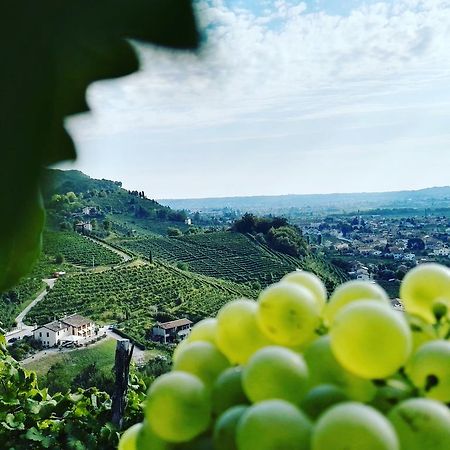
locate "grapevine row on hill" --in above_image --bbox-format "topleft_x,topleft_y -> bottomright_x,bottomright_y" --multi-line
112,231 -> 348,290
44,231 -> 122,267
25,263 -> 257,348
112,232 -> 298,286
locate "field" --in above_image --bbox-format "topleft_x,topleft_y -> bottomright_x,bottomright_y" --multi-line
23,337 -> 117,378
25,262 -> 257,348
44,231 -> 122,267
112,231 -> 347,290
1,233 -> 123,331
113,232 -> 291,285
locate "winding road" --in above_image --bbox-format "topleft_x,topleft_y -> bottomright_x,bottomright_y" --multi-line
5,278 -> 56,344
85,236 -> 132,263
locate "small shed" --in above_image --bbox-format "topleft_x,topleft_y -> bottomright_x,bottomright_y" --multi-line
152,318 -> 193,344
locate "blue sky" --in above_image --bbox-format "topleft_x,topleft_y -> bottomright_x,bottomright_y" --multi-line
62,0 -> 450,199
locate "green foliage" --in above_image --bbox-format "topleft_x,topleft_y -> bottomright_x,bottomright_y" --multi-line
138,355 -> 172,384
55,253 -> 65,264
0,1 -> 199,292
167,227 -> 183,237
26,263 -> 257,348
44,231 -> 122,267
177,262 -> 190,271
266,226 -> 308,257
72,362 -> 114,394
0,335 -> 122,449
43,360 -> 114,396
233,214 -> 308,257
232,213 -> 288,234
7,337 -> 43,362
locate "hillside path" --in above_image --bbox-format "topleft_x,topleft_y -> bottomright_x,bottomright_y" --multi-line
5,278 -> 57,343
86,236 -> 132,263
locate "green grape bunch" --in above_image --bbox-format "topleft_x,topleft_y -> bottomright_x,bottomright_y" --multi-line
119,263 -> 450,450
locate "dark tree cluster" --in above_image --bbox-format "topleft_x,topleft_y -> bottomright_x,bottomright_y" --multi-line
232,213 -> 287,234
232,213 -> 308,257
128,190 -> 146,198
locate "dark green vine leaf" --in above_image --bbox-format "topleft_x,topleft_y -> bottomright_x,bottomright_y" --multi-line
0,0 -> 199,291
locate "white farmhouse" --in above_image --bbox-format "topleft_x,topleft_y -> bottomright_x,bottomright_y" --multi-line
33,321 -> 70,347
33,314 -> 95,347
75,221 -> 93,234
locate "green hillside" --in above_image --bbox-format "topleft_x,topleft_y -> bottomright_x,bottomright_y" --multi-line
112,231 -> 347,289
112,232 -> 289,286
44,231 -> 122,267
0,230 -> 124,331
0,252 -> 80,331
2,168 -> 348,348
43,168 -> 187,236
0,278 -> 45,331
25,262 -> 257,348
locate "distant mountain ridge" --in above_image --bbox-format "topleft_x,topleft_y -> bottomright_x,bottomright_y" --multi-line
42,169 -> 123,197
159,186 -> 450,213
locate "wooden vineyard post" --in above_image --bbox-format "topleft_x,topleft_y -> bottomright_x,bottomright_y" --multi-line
111,339 -> 134,429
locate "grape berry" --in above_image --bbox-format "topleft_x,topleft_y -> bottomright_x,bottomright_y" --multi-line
120,263 -> 450,450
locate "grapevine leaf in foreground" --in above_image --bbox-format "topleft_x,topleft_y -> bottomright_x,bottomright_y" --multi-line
0,0 -> 199,291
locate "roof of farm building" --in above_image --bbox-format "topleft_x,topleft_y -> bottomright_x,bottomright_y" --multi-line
156,318 -> 193,330
39,320 -> 69,333
61,314 -> 93,328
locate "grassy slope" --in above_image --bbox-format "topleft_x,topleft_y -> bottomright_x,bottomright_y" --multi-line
23,338 -> 117,378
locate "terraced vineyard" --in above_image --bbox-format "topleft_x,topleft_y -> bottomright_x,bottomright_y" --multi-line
113,232 -> 296,285
112,231 -> 347,289
25,263 -> 257,348
44,231 -> 122,267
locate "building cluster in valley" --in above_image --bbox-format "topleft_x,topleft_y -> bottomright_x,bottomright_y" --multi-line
298,213 -> 449,295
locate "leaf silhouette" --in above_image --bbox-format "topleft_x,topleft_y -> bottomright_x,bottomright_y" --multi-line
0,0 -> 199,291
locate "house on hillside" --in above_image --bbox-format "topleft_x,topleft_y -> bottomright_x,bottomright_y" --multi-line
152,318 -> 193,344
82,206 -> 98,216
33,314 -> 95,347
75,221 -> 93,234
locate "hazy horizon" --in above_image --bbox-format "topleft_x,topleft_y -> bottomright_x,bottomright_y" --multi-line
60,0 -> 450,198
157,184 -> 450,201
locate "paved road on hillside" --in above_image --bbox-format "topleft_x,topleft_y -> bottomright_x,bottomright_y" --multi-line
86,236 -> 132,263
5,278 -> 57,343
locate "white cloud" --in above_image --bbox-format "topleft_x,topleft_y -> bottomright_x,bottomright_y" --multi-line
63,0 -> 450,197
68,0 -> 450,139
